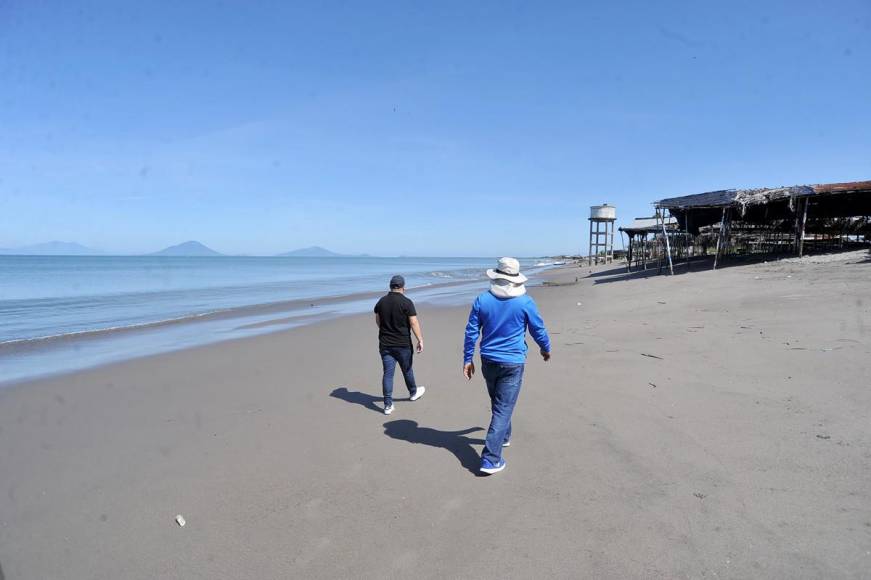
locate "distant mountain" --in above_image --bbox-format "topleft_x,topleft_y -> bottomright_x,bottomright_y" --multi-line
150,241 -> 223,256
278,246 -> 367,257
0,241 -> 104,255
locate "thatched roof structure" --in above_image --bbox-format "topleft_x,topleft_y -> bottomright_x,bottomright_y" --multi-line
655,181 -> 871,233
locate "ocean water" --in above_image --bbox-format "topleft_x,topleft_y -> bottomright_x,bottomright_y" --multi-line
0,255 -> 551,384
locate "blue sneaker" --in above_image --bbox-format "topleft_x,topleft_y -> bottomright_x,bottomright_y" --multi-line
480,458 -> 506,475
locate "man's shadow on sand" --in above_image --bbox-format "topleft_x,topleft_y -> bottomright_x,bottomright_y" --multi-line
330,386 -> 424,414
383,420 -> 485,475
330,386 -> 383,413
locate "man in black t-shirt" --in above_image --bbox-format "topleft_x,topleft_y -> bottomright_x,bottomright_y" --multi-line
373,275 -> 426,415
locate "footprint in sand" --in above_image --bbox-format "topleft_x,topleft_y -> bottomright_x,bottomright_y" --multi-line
303,498 -> 324,520
437,497 -> 464,523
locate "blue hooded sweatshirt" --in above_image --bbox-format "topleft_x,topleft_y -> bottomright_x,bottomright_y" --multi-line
463,291 -> 551,365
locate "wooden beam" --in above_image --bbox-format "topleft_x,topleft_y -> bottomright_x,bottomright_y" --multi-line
642,234 -> 647,270
713,208 -> 727,270
659,209 -> 675,275
620,230 -> 630,272
798,198 -> 809,257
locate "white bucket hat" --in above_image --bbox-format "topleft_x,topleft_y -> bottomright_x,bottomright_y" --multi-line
486,257 -> 528,284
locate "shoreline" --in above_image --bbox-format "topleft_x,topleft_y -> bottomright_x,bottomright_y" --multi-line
0,266 -> 568,387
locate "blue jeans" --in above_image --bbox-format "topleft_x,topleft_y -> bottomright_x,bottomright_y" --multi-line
481,359 -> 525,464
380,346 -> 418,406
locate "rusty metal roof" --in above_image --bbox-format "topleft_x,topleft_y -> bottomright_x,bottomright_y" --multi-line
811,180 -> 871,194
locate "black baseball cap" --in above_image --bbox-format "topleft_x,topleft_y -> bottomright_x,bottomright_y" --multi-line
389,275 -> 405,289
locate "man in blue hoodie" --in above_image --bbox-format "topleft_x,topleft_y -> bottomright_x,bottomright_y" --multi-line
463,257 -> 551,475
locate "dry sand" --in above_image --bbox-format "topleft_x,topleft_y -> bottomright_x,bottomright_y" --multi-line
1,253 -> 870,579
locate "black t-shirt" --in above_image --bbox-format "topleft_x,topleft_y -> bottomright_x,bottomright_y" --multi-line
374,292 -> 417,348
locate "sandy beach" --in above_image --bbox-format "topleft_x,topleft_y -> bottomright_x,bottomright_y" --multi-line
1,253 -> 869,579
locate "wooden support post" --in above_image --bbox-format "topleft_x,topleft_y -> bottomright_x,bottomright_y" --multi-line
798,198 -> 808,257
656,212 -> 663,274
642,234 -> 647,270
713,207 -> 727,270
620,230 -> 630,273
685,213 -> 691,271
794,197 -> 803,255
659,209 -> 675,276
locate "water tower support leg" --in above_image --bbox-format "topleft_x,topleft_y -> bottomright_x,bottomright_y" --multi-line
588,222 -> 593,266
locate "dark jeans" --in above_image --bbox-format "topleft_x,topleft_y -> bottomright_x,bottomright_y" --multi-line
380,346 -> 418,406
481,359 -> 525,464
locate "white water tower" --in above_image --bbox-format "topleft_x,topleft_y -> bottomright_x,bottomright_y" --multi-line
588,204 -> 616,265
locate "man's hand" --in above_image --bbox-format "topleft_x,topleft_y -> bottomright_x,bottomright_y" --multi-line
541,349 -> 551,362
463,362 -> 475,380
409,316 -> 423,353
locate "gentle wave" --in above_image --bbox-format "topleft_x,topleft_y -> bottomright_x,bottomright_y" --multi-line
0,309 -> 229,347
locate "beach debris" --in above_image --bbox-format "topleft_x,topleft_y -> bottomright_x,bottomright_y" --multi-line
693,492 -> 706,500
648,382 -> 657,388
641,353 -> 664,360
577,302 -> 582,306
657,301 -> 666,304
816,434 -> 831,440
175,514 -> 186,527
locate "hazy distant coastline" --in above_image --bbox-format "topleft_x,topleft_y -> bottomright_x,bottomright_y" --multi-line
0,241 -> 106,256
0,241 -> 375,258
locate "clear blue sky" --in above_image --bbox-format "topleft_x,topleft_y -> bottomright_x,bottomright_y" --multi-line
1,0 -> 869,256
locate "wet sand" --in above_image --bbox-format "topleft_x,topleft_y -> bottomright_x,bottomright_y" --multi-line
1,252 -> 869,579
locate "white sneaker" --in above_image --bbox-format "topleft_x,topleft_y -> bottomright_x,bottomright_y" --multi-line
502,440 -> 511,448
480,458 -> 506,474
410,386 -> 426,401
384,404 -> 394,415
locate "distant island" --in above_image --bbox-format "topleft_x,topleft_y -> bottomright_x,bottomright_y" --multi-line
0,241 -> 104,256
150,241 -> 223,257
278,246 -> 370,258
